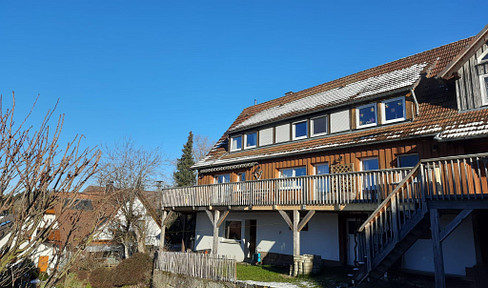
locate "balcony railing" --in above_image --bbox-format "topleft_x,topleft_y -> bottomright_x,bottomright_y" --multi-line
162,168 -> 411,208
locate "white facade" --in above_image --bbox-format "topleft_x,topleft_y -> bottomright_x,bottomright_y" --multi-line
194,211 -> 339,262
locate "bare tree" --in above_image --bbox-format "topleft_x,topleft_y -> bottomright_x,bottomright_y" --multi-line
192,134 -> 214,162
96,138 -> 164,257
0,94 -> 101,287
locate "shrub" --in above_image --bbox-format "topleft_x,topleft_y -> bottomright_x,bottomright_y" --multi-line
89,267 -> 113,288
112,253 -> 152,287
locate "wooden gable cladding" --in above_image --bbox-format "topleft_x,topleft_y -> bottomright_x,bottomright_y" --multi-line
197,138 -> 470,185
455,42 -> 488,110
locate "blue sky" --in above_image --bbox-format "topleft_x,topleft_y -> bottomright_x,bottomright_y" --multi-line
0,1 -> 486,183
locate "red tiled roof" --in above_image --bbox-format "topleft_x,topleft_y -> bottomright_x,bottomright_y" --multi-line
195,36 -> 488,169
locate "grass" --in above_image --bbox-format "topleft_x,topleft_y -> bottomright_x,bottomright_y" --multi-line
236,263 -> 352,288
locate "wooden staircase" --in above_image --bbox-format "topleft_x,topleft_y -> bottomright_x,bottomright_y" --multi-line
354,153 -> 488,283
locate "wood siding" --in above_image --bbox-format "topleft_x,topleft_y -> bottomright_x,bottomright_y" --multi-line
455,42 -> 488,110
198,138 -> 478,185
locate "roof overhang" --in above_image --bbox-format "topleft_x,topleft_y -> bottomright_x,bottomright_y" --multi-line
197,162 -> 259,173
439,24 -> 488,79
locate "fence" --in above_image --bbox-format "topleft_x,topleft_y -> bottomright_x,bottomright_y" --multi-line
161,168 -> 411,207
156,252 -> 236,282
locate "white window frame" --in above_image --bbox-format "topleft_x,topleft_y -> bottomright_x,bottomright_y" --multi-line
314,163 -> 329,175
381,96 -> 406,124
310,115 -> 328,137
230,135 -> 242,151
214,174 -> 230,184
279,166 -> 307,178
356,103 -> 377,129
480,74 -> 488,106
244,132 -> 257,149
360,157 -> 379,171
292,120 -> 308,140
477,50 -> 488,64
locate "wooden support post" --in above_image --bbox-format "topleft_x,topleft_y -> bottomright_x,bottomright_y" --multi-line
159,210 -> 168,255
439,209 -> 472,242
430,208 -> 446,288
205,209 -> 229,256
212,210 -> 220,255
293,210 -> 300,257
298,211 -> 315,232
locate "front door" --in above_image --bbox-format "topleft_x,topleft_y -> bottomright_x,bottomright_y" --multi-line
245,220 -> 257,260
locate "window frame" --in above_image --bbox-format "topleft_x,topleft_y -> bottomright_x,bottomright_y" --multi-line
480,74 -> 488,106
230,135 -> 243,151
279,166 -> 307,178
244,132 -> 257,149
356,103 -> 378,129
360,157 -> 379,171
314,163 -> 329,175
381,96 -> 406,124
224,220 -> 242,241
292,120 -> 308,140
477,50 -> 488,65
214,174 -> 230,184
310,115 -> 328,137
397,153 -> 420,168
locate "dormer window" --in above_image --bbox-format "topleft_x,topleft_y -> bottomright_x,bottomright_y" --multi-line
382,97 -> 406,124
357,103 -> 377,128
230,135 -> 242,151
311,115 -> 328,137
292,120 -> 308,140
244,132 -> 257,149
478,50 -> 488,64
481,75 -> 488,106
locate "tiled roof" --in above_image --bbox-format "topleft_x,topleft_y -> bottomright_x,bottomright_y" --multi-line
195,36 -> 488,169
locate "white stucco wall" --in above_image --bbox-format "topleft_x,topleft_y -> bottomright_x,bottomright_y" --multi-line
402,214 -> 476,276
194,211 -> 339,262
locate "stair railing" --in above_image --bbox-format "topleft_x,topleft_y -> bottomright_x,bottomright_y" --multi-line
357,162 -> 425,277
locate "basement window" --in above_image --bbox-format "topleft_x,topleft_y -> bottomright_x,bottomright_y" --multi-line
225,221 -> 241,240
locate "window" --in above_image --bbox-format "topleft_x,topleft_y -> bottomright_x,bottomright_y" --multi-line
311,115 -> 328,137
314,163 -> 330,195
230,136 -> 242,151
225,221 -> 241,240
382,97 -> 406,124
397,154 -> 420,167
238,172 -> 246,182
357,103 -> 377,128
480,75 -> 488,106
215,174 -> 230,184
244,132 -> 257,149
292,120 -> 308,140
478,50 -> 488,64
280,167 -> 307,178
315,163 -> 329,175
361,157 -> 379,171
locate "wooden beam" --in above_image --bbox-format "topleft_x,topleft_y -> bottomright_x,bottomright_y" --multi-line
430,208 -> 446,288
206,210 -> 214,225
278,210 -> 293,229
159,210 -> 168,254
439,209 -> 472,243
163,210 -> 175,226
216,210 -> 230,228
428,200 -> 488,210
212,210 -> 221,255
298,210 -> 315,232
293,210 -> 300,257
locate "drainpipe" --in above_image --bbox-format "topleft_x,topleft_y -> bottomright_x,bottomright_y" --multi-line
410,88 -> 420,118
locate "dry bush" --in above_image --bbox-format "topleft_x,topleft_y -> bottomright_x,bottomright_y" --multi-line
89,267 -> 114,288
112,253 -> 152,287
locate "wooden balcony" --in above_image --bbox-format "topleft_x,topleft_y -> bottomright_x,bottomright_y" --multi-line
161,168 -> 411,209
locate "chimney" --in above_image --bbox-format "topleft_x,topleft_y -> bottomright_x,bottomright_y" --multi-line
285,91 -> 294,96
254,99 -> 257,105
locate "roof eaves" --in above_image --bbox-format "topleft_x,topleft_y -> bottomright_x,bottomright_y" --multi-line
439,24 -> 488,79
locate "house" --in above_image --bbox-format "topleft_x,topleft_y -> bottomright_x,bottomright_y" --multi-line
160,24 -> 488,287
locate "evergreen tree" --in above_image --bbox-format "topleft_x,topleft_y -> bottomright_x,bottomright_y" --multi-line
174,131 -> 196,187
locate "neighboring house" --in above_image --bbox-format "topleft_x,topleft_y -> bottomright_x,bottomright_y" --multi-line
33,186 -> 162,274
161,24 -> 488,286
